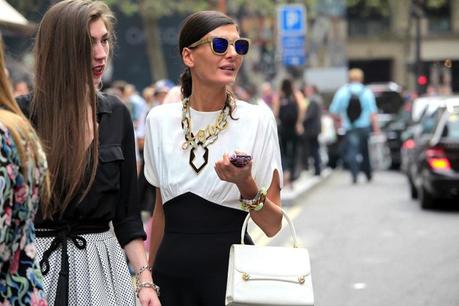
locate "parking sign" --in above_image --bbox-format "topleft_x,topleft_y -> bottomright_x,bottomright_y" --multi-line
278,4 -> 306,34
278,4 -> 307,66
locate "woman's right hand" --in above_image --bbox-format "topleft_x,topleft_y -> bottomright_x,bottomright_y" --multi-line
215,153 -> 259,200
215,153 -> 253,185
138,287 -> 161,306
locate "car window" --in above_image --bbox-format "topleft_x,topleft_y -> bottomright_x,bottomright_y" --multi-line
421,108 -> 443,135
442,113 -> 459,139
374,91 -> 404,114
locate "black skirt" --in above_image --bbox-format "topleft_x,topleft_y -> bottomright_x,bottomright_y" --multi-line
154,192 -> 252,306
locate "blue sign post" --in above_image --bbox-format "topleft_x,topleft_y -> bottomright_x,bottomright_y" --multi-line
277,4 -> 307,66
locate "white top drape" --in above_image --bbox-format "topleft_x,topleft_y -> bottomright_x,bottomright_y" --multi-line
143,100 -> 283,210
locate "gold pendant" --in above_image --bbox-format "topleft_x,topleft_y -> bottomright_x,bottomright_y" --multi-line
189,146 -> 209,173
196,129 -> 207,143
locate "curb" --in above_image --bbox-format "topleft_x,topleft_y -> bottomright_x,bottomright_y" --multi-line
281,168 -> 333,206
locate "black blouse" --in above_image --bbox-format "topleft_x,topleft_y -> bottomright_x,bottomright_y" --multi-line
17,93 -> 146,247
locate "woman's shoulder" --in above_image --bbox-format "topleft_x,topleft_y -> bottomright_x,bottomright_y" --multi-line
0,121 -> 9,138
98,92 -> 124,110
98,92 -> 134,120
0,121 -> 19,166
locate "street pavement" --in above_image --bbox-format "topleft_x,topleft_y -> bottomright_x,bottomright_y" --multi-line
264,169 -> 459,306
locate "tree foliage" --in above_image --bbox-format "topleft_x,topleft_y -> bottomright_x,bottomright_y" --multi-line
8,0 -> 450,21
105,0 -> 213,18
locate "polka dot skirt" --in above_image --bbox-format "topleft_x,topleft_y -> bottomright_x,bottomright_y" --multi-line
35,230 -> 136,306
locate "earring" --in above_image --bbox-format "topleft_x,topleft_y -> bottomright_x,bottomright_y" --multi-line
97,81 -> 103,91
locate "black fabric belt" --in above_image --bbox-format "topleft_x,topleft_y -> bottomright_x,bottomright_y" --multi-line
36,224 -> 108,306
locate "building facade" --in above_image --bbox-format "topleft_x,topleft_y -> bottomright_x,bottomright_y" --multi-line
347,0 -> 459,93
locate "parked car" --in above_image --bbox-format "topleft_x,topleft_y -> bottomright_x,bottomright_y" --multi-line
401,96 -> 445,174
404,101 -> 459,208
401,96 -> 459,174
402,102 -> 445,198
367,82 -> 405,168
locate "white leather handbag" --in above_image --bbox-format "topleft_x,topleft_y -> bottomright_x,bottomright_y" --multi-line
225,208 -> 314,306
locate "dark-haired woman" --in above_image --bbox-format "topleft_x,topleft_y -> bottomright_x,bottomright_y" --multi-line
143,10 -> 283,306
16,1 -> 160,305
273,78 -> 306,187
0,35 -> 49,306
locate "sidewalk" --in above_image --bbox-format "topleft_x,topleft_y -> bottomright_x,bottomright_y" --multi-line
281,168 -> 332,206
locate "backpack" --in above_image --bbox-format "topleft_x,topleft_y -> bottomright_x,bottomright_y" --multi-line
279,96 -> 298,127
346,89 -> 363,124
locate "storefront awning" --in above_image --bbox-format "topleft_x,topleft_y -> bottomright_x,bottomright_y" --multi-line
0,0 -> 34,33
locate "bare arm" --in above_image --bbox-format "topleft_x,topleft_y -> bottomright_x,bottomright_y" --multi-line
215,157 -> 282,237
371,113 -> 380,133
148,188 -> 164,267
124,239 -> 161,305
294,90 -> 306,135
242,170 -> 282,237
271,93 -> 280,119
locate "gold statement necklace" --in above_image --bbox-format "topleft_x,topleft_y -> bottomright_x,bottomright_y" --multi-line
181,94 -> 231,173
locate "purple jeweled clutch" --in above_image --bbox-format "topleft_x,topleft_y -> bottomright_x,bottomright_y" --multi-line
230,153 -> 252,167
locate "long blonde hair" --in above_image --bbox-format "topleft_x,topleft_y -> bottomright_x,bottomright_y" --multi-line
0,37 -> 50,204
31,0 -> 115,218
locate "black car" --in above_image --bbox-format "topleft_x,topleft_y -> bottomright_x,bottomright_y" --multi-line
401,96 -> 458,195
407,103 -> 459,208
402,100 -> 445,199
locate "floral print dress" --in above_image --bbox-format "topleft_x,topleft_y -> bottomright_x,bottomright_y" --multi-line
0,122 -> 47,306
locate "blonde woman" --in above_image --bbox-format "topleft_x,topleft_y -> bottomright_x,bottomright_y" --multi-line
0,37 -> 50,305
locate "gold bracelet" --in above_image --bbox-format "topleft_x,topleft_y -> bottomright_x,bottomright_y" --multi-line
240,187 -> 267,211
136,281 -> 160,298
135,264 -> 152,278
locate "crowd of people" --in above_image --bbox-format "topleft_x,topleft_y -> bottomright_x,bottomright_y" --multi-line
0,1 -> 381,306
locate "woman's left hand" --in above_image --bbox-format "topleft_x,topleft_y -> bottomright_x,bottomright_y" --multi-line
138,288 -> 161,306
214,153 -> 252,185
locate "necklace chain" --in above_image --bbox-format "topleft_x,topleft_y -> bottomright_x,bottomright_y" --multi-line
181,95 -> 231,150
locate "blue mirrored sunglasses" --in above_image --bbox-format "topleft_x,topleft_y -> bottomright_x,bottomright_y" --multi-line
188,37 -> 250,56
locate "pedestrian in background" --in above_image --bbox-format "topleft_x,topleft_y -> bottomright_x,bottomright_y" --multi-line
261,81 -> 275,110
16,1 -> 160,305
12,80 -> 31,98
0,35 -> 50,306
329,68 -> 380,183
302,84 -> 322,176
272,78 -> 305,187
151,79 -> 174,107
143,10 -> 283,306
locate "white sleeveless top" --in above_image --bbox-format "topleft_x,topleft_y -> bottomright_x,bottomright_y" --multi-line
143,100 -> 283,210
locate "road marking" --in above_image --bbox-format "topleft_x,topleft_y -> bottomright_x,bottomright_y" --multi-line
352,283 -> 367,290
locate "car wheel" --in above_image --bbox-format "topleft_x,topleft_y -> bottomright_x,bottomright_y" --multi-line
420,186 -> 435,209
409,180 -> 418,199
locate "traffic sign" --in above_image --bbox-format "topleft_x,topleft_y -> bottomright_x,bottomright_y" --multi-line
277,4 -> 307,66
278,4 -> 306,35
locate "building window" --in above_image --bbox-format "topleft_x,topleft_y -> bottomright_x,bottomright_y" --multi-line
347,0 -> 390,37
424,0 -> 451,33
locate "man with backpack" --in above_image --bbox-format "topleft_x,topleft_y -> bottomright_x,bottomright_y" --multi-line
329,68 -> 380,183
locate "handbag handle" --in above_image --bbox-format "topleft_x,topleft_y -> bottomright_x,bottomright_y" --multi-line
240,208 -> 299,248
